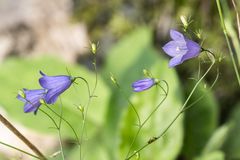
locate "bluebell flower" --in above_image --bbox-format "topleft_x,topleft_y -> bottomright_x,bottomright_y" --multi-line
132,78 -> 156,92
39,71 -> 73,104
17,89 -> 46,114
162,29 -> 201,67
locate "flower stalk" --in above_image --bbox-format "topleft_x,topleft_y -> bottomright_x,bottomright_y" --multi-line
0,141 -> 40,159
79,44 -> 98,160
216,0 -> 240,87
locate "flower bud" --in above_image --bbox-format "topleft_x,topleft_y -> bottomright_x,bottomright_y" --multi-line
91,42 -> 97,54
77,105 -> 84,112
18,90 -> 25,99
110,73 -> 118,85
180,15 -> 188,29
143,69 -> 152,77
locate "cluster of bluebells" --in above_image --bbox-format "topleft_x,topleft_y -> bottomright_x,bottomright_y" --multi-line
17,71 -> 74,114
132,29 -> 201,92
17,30 -> 201,109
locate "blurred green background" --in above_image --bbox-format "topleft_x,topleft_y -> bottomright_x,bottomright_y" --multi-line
0,0 -> 240,160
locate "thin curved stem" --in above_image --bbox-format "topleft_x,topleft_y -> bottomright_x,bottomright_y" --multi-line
180,51 -> 215,111
126,52 -> 215,160
74,77 -> 91,98
43,104 -> 80,145
125,80 -> 169,159
0,141 -> 40,159
39,109 -> 58,129
231,0 -> 240,40
40,107 -> 66,159
182,69 -> 219,112
0,114 -> 47,160
114,82 -> 142,127
39,108 -> 63,159
58,98 -> 65,160
79,55 -> 98,159
141,81 -> 169,127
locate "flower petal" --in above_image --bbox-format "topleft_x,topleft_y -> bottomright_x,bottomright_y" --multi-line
162,41 -> 187,57
39,71 -> 72,89
170,29 -> 184,40
24,89 -> 46,100
182,39 -> 201,61
169,54 -> 184,67
23,98 -> 41,113
45,87 -> 67,104
24,103 -> 40,113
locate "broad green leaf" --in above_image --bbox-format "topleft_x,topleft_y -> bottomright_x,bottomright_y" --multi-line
101,27 -> 158,159
202,123 -> 231,154
182,81 -> 219,159
101,27 -> 183,160
121,61 -> 183,160
222,103 -> 240,159
194,151 -> 225,160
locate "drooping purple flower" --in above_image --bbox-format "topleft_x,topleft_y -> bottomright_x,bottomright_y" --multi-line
132,78 -> 156,92
17,89 -> 46,114
39,71 -> 73,104
162,29 -> 201,67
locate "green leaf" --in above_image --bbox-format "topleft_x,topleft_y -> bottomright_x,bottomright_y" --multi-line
194,151 -> 225,160
182,81 -> 219,159
202,124 -> 231,154
222,103 -> 240,159
101,27 -> 183,160
121,61 -> 184,160
101,27 -> 159,159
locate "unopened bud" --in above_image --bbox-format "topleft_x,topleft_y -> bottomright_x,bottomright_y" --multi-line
91,42 -> 97,54
154,78 -> 160,85
39,99 -> 46,105
180,15 -> 188,29
204,83 -> 207,89
18,90 -> 25,98
110,73 -> 118,85
77,105 -> 84,112
195,29 -> 202,39
133,151 -> 140,160
143,69 -> 152,77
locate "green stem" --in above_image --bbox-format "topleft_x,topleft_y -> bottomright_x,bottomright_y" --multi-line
79,55 -> 98,160
58,98 -> 65,160
43,104 -> 80,145
0,141 -> 40,159
216,0 -> 240,87
39,108 -> 64,160
39,109 -> 58,130
0,114 -> 47,160
125,80 -> 169,159
114,82 -> 141,128
182,69 -> 219,112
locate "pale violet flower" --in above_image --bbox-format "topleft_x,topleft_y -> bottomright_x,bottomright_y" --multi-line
162,29 -> 201,67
